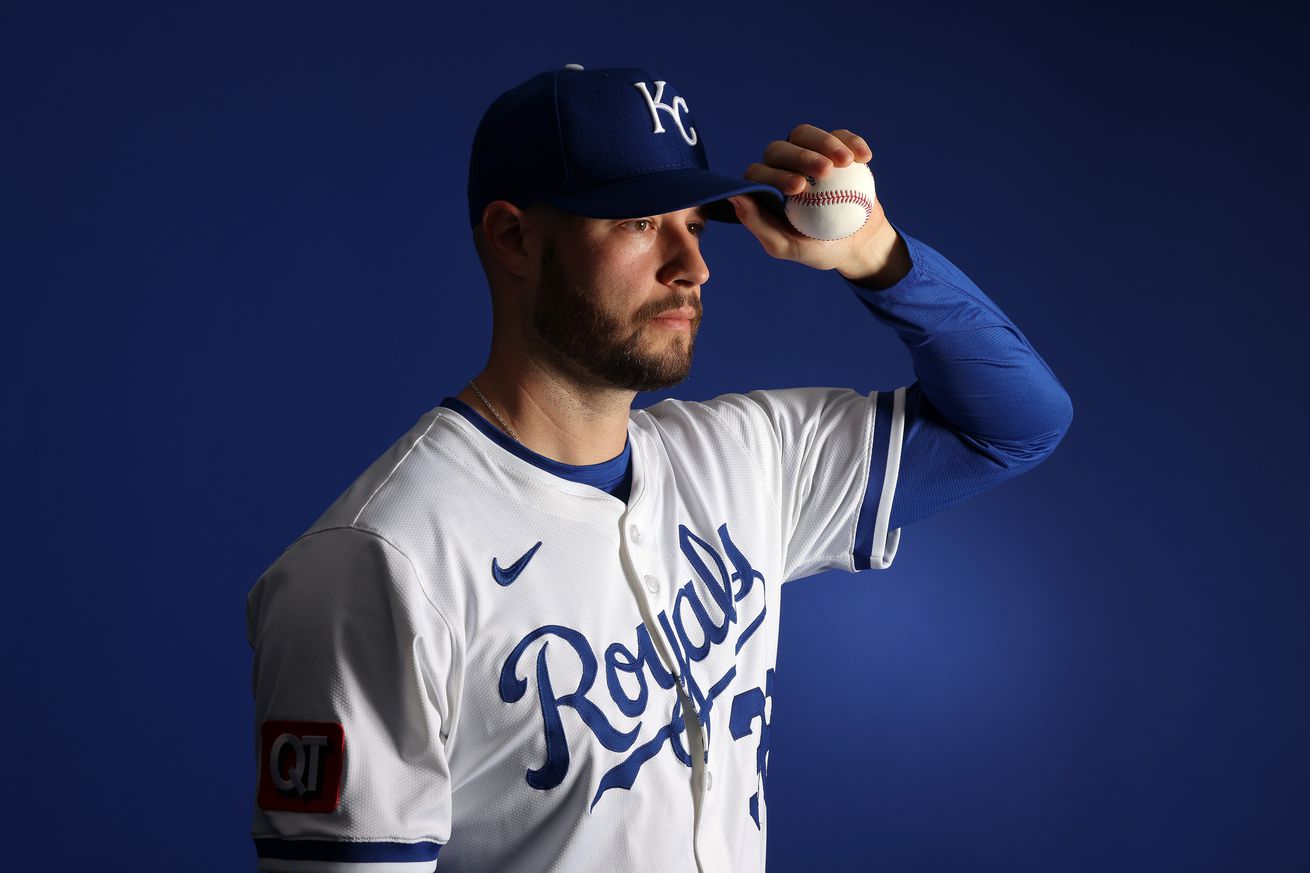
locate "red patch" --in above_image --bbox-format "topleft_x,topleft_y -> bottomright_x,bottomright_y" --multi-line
257,720 -> 345,813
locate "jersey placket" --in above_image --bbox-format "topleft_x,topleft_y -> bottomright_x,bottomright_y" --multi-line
619,442 -> 732,873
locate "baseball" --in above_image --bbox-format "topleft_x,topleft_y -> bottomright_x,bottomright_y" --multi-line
784,161 -> 877,241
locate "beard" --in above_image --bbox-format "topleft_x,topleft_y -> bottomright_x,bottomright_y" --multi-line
531,236 -> 702,392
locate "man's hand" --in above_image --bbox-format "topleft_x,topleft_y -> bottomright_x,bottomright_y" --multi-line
733,124 -> 910,289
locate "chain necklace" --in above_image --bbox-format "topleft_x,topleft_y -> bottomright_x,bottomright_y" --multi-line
467,379 -> 521,443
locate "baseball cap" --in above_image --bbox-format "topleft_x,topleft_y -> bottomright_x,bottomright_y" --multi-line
467,64 -> 782,227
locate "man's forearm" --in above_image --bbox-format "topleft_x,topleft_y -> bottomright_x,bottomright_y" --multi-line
840,225 -> 1072,529
848,224 -> 1073,463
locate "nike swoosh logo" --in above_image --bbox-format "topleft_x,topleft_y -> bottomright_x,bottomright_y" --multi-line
492,541 -> 543,587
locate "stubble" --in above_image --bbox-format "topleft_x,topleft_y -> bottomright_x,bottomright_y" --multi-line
531,236 -> 702,392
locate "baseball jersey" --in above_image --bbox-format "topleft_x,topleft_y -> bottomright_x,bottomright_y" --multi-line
247,226 -> 1072,873
249,381 -> 903,873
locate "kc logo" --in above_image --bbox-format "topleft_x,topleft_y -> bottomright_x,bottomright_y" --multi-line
633,81 -> 698,146
257,720 -> 345,813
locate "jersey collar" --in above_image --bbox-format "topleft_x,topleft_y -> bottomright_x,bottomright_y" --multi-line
439,397 -> 632,500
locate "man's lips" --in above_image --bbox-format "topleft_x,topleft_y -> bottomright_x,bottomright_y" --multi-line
650,306 -> 699,331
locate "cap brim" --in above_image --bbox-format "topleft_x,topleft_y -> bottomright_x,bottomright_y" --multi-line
543,167 -> 785,224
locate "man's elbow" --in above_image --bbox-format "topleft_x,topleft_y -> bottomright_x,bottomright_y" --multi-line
964,378 -> 1073,472
1005,381 -> 1074,468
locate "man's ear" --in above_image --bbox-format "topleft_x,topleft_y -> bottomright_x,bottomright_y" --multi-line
480,201 -> 535,280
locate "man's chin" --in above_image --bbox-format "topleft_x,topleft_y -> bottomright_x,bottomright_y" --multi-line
633,358 -> 694,392
635,337 -> 695,383
600,349 -> 694,392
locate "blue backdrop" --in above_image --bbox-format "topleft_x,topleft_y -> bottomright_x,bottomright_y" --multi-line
7,2 -> 1307,870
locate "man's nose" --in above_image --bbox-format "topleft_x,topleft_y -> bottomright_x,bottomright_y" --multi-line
660,226 -> 710,289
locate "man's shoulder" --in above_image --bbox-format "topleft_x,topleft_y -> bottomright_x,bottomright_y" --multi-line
631,386 -> 877,487
629,390 -> 785,474
303,406 -> 487,543
633,386 -> 860,440
636,386 -> 860,416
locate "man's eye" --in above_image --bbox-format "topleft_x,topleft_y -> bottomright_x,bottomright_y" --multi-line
626,219 -> 654,233
689,222 -> 705,237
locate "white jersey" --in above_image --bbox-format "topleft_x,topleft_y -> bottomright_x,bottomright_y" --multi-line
248,385 -> 907,872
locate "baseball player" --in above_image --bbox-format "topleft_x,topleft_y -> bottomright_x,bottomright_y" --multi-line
247,64 -> 1073,872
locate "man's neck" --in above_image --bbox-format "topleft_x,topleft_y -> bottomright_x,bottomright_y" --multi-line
457,357 -> 635,465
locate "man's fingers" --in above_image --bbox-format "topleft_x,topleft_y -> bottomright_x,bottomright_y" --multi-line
763,140 -> 835,178
730,195 -> 795,257
830,129 -> 874,162
787,123 -> 855,165
744,162 -> 808,196
748,126 -> 874,196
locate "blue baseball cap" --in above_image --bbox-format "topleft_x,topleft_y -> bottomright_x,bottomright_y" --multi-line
467,64 -> 782,226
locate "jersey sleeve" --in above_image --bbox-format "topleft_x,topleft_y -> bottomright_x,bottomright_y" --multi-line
699,385 -> 906,582
695,225 -> 1072,583
846,224 -> 1074,529
247,526 -> 461,872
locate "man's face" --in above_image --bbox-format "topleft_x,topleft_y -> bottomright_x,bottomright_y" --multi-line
531,206 -> 710,392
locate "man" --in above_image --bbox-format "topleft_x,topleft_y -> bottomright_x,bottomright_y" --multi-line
247,64 -> 1072,873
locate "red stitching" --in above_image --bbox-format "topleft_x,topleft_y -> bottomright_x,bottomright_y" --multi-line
789,189 -> 873,219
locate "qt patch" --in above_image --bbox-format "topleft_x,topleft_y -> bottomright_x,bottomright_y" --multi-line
257,720 -> 345,813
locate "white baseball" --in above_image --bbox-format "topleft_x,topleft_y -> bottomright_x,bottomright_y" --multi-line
784,161 -> 877,241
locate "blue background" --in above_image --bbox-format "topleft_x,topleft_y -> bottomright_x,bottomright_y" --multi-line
6,1 -> 1307,870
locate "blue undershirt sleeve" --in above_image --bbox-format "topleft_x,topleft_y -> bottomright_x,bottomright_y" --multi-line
847,223 -> 1074,530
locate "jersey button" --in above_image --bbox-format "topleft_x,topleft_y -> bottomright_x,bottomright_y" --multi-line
628,523 -> 642,544
642,574 -> 660,595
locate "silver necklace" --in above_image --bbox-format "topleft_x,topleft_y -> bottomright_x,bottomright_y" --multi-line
468,379 -> 521,443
